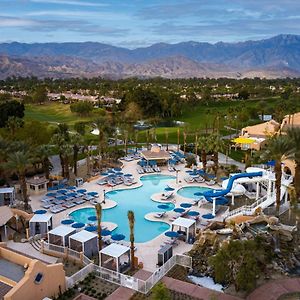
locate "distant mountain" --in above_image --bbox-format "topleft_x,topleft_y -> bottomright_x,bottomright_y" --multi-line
0,34 -> 300,79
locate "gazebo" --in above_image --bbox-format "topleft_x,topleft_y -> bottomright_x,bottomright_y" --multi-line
69,230 -> 98,258
0,187 -> 15,206
48,225 -> 76,247
99,243 -> 130,273
0,206 -> 13,241
141,144 -> 171,165
29,213 -> 53,237
26,176 -> 49,195
171,217 -> 196,243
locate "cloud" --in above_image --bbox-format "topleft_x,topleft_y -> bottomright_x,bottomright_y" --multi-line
30,0 -> 107,7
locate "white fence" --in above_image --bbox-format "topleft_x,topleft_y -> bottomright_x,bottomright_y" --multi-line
43,243 -> 192,294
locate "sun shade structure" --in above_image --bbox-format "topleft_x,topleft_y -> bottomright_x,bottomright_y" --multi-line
29,213 -> 53,237
171,217 -> 196,242
34,209 -> 47,214
0,206 -> 13,227
69,230 -> 98,258
141,144 -> 171,164
180,203 -> 192,208
61,219 -> 74,225
157,204 -> 170,210
72,222 -> 85,229
111,234 -> 125,241
99,243 -> 130,273
48,225 -> 76,247
165,231 -> 179,238
174,207 -> 185,213
187,211 -> 200,216
0,187 -> 15,206
233,137 -> 255,144
88,216 -> 97,222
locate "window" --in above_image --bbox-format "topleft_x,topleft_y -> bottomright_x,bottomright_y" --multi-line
34,272 -> 43,284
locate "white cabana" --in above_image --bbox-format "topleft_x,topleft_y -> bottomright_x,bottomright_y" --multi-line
29,213 -> 53,237
0,187 -> 15,206
69,230 -> 98,258
171,217 -> 196,243
99,243 -> 130,273
48,225 -> 76,247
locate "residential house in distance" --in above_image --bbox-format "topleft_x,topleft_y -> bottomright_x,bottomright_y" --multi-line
280,112 -> 300,132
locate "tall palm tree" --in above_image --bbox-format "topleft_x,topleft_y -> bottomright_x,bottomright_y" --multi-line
95,203 -> 102,250
260,135 -> 294,215
164,129 -> 169,151
177,128 -> 180,151
94,116 -> 111,162
286,128 -> 300,198
36,144 -> 52,179
198,136 -> 208,172
127,210 -> 135,271
5,151 -> 32,210
208,134 -> 225,174
70,133 -> 83,176
5,116 -> 24,138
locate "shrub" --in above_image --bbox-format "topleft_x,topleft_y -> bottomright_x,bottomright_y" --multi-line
151,282 -> 171,300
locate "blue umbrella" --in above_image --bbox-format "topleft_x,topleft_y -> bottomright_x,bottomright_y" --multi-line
57,189 -> 67,194
47,186 -> 57,191
85,226 -> 97,232
265,160 -> 276,166
88,216 -> 97,222
124,174 -> 132,177
34,209 -> 47,214
165,231 -> 179,238
72,222 -> 85,229
174,208 -> 185,213
66,186 -> 76,190
194,192 -> 203,196
66,192 -> 77,197
56,195 -> 67,201
115,172 -> 124,176
165,187 -> 175,191
108,174 -> 116,178
202,213 -> 214,219
101,229 -> 111,236
61,219 -> 74,225
113,167 -> 122,172
77,189 -> 87,194
46,192 -> 56,197
188,211 -> 200,216
157,204 -> 170,210
101,172 -> 109,176
88,192 -> 98,197
111,234 -> 125,241
107,169 -> 115,173
186,170 -> 193,174
206,174 -> 215,179
180,203 -> 192,208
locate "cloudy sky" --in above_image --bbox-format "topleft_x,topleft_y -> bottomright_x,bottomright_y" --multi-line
1,0 -> 300,47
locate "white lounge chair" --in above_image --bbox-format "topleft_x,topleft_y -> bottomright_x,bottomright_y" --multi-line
154,211 -> 166,218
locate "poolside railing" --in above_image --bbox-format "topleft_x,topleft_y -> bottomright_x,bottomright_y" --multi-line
67,263 -> 94,289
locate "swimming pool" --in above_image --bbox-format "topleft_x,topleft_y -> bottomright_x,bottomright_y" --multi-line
177,186 -> 212,199
70,174 -> 176,243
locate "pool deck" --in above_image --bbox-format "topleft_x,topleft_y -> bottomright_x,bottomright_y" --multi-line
28,160 -> 225,271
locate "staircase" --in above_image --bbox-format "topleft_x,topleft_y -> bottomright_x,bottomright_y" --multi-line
30,238 -> 42,252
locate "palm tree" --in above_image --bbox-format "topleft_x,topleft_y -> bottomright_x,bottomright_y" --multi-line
164,129 -> 169,151
70,133 -> 83,176
5,116 -> 24,138
36,144 -> 52,179
5,151 -> 32,210
177,128 -> 180,151
127,210 -> 135,271
198,136 -> 208,172
95,203 -> 102,250
94,116 -> 111,163
286,128 -> 300,198
208,134 -> 225,174
260,135 -> 294,215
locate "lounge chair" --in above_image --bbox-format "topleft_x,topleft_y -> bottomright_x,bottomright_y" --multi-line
206,179 -> 216,186
168,165 -> 175,172
184,177 -> 194,183
161,192 -> 174,201
195,176 -> 205,183
63,202 -> 76,208
42,203 -> 53,209
83,195 -> 94,201
154,211 -> 166,218
97,179 -> 108,185
74,199 -> 85,205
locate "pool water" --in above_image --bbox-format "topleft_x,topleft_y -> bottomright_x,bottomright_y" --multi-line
177,186 -> 212,199
70,175 -> 175,243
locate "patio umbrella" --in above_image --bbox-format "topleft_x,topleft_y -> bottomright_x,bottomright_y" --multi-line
88,192 -> 98,197
188,211 -> 200,217
56,195 -> 67,201
111,234 -> 125,241
107,169 -> 115,173
206,174 -> 216,179
72,222 -> 85,229
180,203 -> 192,208
124,174 -> 133,177
265,160 -> 276,167
88,216 -> 97,222
101,229 -> 111,236
115,172 -> 124,176
46,192 -> 56,197
77,189 -> 87,194
174,208 -> 185,213
233,137 -> 255,144
66,192 -> 77,197
101,172 -> 109,176
66,186 -> 76,190
61,219 -> 74,225
202,213 -> 214,219
85,226 -> 97,232
108,174 -> 116,178
34,209 -> 47,214
47,186 -> 57,191
194,192 -> 203,196
157,204 -> 170,210
113,167 -> 122,172
165,187 -> 175,191
165,231 -> 179,238
57,189 -> 67,194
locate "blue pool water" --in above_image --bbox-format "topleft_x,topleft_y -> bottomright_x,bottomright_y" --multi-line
177,186 -> 212,199
70,175 -> 176,243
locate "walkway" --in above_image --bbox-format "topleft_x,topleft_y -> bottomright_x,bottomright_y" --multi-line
246,277 -> 300,300
218,152 -> 245,171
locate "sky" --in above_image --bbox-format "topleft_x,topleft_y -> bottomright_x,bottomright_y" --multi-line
0,0 -> 300,48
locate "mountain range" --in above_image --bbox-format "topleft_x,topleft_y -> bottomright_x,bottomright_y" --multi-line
0,34 -> 300,79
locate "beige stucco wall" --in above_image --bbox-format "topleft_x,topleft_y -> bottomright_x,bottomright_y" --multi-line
0,243 -> 66,300
282,159 -> 296,176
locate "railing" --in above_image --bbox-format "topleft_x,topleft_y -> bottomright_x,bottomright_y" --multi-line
67,263 -> 94,288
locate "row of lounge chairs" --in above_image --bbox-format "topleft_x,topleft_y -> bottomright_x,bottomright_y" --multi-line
168,165 -> 180,172
184,176 -> 205,183
137,165 -> 161,174
97,176 -> 136,187
120,153 -> 141,162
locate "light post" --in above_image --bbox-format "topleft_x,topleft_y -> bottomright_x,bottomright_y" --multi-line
176,170 -> 179,185
103,189 -> 106,204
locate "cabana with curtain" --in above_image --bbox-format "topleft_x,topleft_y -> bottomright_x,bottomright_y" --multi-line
69,230 -> 98,258
141,144 -> 171,165
171,217 -> 196,243
48,225 -> 76,247
99,243 -> 130,273
29,213 -> 53,237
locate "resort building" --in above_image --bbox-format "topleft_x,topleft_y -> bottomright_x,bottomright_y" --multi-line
280,111 -> 300,131
26,177 -> 49,196
238,120 -> 280,150
0,243 -> 66,300
0,187 -> 15,206
29,213 -> 53,237
69,230 -> 98,258
141,144 -> 171,165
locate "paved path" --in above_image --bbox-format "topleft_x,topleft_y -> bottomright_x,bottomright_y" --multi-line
218,152 -> 245,171
246,277 -> 300,300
